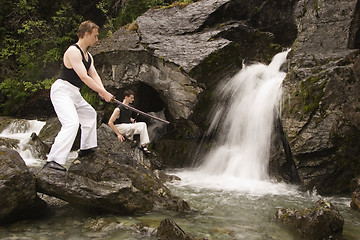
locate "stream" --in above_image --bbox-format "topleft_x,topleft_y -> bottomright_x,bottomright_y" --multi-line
1,173 -> 360,239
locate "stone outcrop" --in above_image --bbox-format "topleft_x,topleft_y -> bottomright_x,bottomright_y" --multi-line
36,153 -> 189,214
0,117 -> 190,223
35,124 -> 190,215
0,147 -> 46,224
276,199 -> 344,240
279,0 -> 360,194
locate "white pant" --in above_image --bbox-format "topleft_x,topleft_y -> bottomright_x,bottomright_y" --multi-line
116,122 -> 150,145
47,79 -> 97,165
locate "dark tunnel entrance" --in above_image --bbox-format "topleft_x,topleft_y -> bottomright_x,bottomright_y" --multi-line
132,83 -> 165,114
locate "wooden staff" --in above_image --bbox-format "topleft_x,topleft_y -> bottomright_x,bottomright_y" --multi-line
111,98 -> 170,124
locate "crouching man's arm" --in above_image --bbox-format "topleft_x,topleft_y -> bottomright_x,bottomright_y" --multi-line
108,107 -> 125,142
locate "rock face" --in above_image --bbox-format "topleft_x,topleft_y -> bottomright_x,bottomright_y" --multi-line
0,147 -> 46,223
280,0 -> 360,194
91,0 -> 298,170
92,0 -> 297,121
276,199 -> 344,240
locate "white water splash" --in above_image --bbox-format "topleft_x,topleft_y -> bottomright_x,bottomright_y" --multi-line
0,119 -> 46,166
171,50 -> 291,195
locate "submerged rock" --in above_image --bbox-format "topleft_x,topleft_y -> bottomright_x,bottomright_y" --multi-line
276,199 -> 344,240
0,147 -> 46,224
156,218 -> 207,240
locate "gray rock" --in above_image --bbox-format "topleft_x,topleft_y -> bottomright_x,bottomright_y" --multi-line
276,199 -> 344,240
278,0 -> 360,194
0,147 -> 46,223
35,126 -> 190,214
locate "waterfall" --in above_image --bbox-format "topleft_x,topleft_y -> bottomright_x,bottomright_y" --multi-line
0,119 -> 46,166
172,50 -> 291,194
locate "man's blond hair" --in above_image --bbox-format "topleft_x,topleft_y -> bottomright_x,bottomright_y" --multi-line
77,20 -> 99,38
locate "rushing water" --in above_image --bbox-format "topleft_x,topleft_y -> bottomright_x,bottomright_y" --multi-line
0,119 -> 46,166
198,50 -> 289,181
1,51 -> 360,239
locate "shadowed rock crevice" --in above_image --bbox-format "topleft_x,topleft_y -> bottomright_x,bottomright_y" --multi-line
348,0 -> 360,48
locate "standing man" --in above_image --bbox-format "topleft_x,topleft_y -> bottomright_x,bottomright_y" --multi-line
108,90 -> 151,154
43,20 -> 113,171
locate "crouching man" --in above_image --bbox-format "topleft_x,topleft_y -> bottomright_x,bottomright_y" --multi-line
108,90 -> 151,154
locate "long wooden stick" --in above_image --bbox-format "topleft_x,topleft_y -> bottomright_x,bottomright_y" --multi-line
112,98 -> 170,124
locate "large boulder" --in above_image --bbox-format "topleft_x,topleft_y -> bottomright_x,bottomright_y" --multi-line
276,199 -> 344,240
35,124 -> 190,214
36,151 -> 189,214
0,147 -> 46,224
279,0 -> 360,194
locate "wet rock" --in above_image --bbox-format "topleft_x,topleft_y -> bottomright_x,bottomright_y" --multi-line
26,132 -> 50,160
154,170 -> 181,183
276,199 -> 344,240
0,136 -> 19,149
0,147 -> 47,224
350,177 -> 360,211
156,218 -> 207,240
36,146 -> 190,214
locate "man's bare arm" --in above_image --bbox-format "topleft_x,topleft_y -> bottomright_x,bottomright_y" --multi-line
108,108 -> 125,142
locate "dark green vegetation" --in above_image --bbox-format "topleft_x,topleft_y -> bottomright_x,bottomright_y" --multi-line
0,0 -> 195,116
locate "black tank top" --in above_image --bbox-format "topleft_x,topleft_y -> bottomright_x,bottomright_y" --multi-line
115,105 -> 133,124
58,44 -> 91,88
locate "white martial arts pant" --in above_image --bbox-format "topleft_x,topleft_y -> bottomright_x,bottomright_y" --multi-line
47,79 -> 97,165
115,122 -> 150,146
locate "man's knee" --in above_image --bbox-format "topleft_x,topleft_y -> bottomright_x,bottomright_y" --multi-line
138,122 -> 147,128
64,121 -> 80,132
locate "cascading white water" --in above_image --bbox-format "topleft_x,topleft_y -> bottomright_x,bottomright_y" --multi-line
0,119 -> 46,166
201,50 -> 289,180
171,50 -> 292,194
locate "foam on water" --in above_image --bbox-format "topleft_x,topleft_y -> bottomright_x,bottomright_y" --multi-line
0,119 -> 46,166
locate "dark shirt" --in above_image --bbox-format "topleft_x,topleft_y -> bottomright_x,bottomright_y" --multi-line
58,44 -> 91,88
115,105 -> 133,124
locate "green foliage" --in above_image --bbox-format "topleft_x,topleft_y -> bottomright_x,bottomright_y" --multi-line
80,86 -> 104,109
112,0 -> 194,28
96,0 -> 116,37
0,0 -> 83,115
0,0 -> 197,115
300,75 -> 327,114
